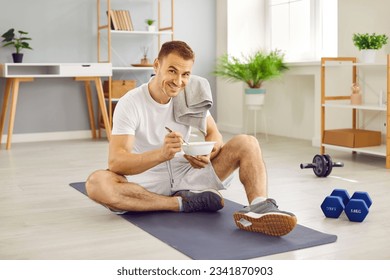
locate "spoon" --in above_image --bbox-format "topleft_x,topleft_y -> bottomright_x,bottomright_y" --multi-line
165,127 -> 189,145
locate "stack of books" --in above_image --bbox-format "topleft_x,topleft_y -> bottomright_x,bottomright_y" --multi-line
108,10 -> 133,31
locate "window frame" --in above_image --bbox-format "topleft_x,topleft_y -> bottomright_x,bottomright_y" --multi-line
265,0 -> 337,62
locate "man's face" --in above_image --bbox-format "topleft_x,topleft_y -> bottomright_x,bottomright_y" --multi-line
154,52 -> 194,98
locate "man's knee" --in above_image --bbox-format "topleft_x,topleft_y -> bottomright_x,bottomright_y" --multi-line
86,169 -> 127,203
85,169 -> 107,199
230,134 -> 261,152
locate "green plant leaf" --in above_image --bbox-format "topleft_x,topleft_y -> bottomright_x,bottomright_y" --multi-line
1,28 -> 32,53
213,49 -> 288,89
352,33 -> 388,50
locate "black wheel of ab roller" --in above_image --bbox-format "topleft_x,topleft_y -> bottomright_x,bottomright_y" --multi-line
300,154 -> 344,177
312,154 -> 326,177
323,154 -> 333,177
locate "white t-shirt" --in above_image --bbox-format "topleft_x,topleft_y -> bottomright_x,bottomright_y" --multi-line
112,82 -> 191,154
110,81 -> 228,195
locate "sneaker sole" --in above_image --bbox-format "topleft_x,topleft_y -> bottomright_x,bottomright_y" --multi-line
233,212 -> 297,236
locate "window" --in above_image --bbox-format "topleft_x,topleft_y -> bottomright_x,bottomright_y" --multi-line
266,0 -> 337,62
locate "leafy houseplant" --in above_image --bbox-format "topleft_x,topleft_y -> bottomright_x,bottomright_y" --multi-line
1,28 -> 32,63
352,33 -> 388,63
352,33 -> 388,50
214,49 -> 288,89
214,49 -> 288,107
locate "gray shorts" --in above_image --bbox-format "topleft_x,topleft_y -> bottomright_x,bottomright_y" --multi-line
106,156 -> 234,214
125,156 -> 234,196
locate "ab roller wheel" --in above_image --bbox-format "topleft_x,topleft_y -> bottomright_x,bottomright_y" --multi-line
300,154 -> 344,177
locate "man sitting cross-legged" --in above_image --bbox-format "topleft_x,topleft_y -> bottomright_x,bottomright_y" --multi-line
86,40 -> 297,236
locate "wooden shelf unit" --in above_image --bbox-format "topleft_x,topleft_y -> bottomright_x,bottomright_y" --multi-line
97,0 -> 174,131
320,56 -> 390,168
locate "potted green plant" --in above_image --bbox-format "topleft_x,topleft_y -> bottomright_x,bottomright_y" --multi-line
1,28 -> 32,63
352,33 -> 388,63
145,19 -> 156,32
214,49 -> 288,107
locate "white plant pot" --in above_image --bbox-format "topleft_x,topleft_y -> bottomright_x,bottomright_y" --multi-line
360,49 -> 377,63
245,88 -> 266,110
147,25 -> 156,32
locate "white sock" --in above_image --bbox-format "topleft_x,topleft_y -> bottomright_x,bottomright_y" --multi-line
250,196 -> 267,205
176,196 -> 183,212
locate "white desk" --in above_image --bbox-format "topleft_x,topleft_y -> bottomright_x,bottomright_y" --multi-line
0,63 -> 112,149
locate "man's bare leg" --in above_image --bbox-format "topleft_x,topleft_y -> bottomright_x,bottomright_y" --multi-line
86,170 -> 180,212
212,134 -> 297,236
86,169 -> 224,213
211,134 -> 267,203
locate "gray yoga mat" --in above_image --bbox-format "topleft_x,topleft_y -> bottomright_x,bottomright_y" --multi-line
70,182 -> 337,260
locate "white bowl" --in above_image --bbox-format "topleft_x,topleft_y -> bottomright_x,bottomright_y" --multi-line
182,141 -> 216,156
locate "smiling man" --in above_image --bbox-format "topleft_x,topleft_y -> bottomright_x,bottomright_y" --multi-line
86,41 -> 297,236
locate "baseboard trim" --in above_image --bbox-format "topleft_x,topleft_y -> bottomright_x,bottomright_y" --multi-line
1,130 -> 99,144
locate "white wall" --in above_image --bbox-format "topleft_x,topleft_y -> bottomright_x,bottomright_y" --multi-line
338,0 -> 390,59
0,0 -> 216,139
264,67 -> 316,140
2,0 -> 390,142
0,0 -> 96,135
216,0 -> 266,133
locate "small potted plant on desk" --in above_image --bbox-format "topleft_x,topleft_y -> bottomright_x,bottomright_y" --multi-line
213,49 -> 288,108
1,28 -> 32,63
352,32 -> 388,63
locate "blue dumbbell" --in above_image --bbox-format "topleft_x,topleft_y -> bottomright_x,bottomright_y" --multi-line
321,189 -> 350,218
345,192 -> 372,222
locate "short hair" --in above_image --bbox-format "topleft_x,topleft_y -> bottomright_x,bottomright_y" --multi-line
157,40 -> 195,61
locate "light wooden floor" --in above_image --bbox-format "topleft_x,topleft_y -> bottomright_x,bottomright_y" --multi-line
1,133 -> 390,260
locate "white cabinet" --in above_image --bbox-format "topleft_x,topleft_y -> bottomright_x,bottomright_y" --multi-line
1,63 -> 112,78
320,56 -> 390,168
